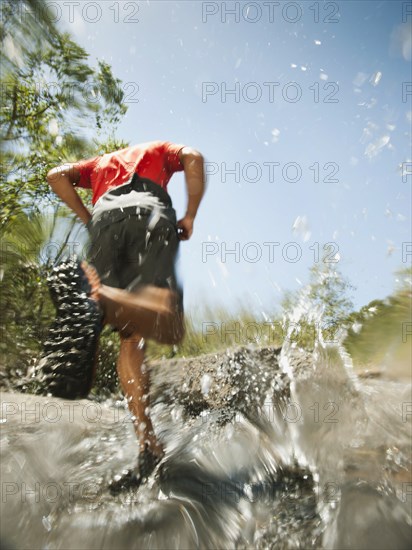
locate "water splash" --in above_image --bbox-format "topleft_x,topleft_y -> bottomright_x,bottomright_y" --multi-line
1,278 -> 411,548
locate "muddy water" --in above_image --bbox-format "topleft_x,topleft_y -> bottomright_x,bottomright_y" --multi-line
0,331 -> 411,549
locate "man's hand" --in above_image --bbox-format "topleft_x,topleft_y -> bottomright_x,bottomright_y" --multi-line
177,215 -> 194,241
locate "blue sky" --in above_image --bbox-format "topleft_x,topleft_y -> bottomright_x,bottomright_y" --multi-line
58,0 -> 411,315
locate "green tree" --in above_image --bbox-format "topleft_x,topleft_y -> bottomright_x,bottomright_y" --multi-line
0,0 -> 129,385
307,263 -> 354,327
0,0 -> 128,229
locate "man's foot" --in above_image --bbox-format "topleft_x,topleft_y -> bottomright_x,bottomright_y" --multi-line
34,257 -> 104,399
108,446 -> 164,495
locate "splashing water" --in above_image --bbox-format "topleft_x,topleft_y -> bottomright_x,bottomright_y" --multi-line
1,283 -> 411,549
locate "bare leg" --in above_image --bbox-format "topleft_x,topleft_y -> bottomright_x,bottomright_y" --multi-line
82,261 -> 184,344
100,284 -> 184,343
81,261 -> 183,456
117,333 -> 163,457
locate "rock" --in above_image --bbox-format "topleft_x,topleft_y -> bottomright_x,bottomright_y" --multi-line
149,346 -> 289,424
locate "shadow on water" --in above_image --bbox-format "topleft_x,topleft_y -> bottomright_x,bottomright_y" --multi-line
0,294 -> 411,549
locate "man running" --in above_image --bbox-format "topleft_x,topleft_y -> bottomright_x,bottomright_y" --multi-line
46,141 -> 205,489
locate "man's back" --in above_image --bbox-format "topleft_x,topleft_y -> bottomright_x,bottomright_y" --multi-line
75,141 -> 186,204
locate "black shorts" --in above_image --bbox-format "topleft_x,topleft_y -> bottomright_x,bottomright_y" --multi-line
87,178 -> 183,308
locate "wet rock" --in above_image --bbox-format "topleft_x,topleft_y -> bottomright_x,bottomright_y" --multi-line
149,346 -> 289,424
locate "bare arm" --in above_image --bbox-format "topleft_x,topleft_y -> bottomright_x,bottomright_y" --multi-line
46,164 -> 92,225
177,147 -> 205,240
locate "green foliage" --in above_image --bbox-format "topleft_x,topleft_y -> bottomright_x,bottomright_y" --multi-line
0,0 -> 128,229
344,267 -> 412,369
0,210 -> 80,377
146,303 -> 283,361
0,1 -> 131,390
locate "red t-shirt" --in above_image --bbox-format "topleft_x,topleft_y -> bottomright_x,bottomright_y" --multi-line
75,141 -> 185,204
